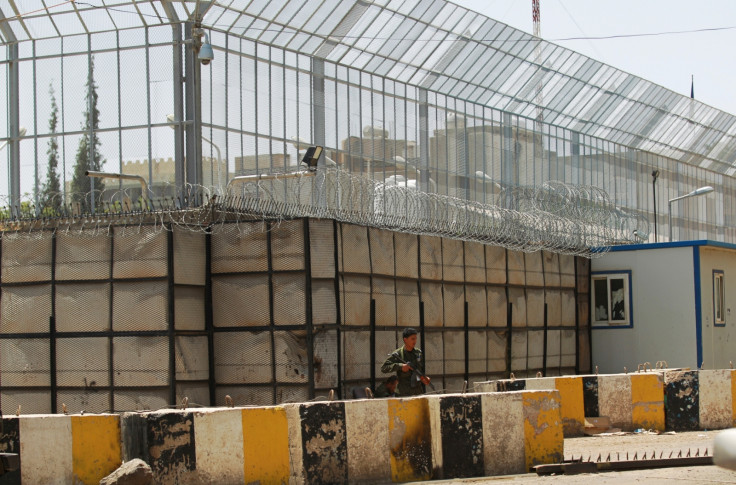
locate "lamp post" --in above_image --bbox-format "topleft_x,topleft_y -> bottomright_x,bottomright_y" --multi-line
668,185 -> 714,241
652,170 -> 659,242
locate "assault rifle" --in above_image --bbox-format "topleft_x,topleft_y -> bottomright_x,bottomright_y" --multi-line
390,351 -> 436,391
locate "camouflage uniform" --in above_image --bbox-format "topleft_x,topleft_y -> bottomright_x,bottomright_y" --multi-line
373,381 -> 398,398
381,346 -> 425,396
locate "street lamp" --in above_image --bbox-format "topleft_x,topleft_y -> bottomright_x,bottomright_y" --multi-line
668,185 -> 714,241
166,114 -> 223,189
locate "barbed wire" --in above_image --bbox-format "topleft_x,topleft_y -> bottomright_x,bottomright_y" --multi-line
0,168 -> 648,257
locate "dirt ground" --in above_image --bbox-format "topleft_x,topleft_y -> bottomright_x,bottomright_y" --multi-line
429,430 -> 736,485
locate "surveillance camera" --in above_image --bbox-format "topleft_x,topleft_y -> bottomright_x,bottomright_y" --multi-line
198,32 -> 214,66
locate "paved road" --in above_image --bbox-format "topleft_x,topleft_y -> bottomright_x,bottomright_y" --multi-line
423,430 -> 736,484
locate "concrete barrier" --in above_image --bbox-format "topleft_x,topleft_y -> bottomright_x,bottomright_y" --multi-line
0,414 -> 121,485
476,376 -> 584,436
0,390 -> 564,483
664,369 -> 699,431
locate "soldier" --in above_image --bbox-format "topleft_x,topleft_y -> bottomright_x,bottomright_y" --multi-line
381,327 -> 431,396
374,375 -> 399,398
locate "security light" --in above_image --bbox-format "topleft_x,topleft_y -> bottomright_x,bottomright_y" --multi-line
301,146 -> 323,171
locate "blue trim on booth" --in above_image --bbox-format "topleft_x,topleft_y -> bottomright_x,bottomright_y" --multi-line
693,247 -> 703,368
602,240 -> 736,253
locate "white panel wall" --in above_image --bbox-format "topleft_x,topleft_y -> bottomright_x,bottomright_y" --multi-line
591,246 -> 697,373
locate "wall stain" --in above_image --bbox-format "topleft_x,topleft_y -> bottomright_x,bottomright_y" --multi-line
440,396 -> 483,478
146,412 -> 196,485
299,402 -> 347,485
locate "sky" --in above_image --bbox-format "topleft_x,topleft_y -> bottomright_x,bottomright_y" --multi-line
452,0 -> 736,116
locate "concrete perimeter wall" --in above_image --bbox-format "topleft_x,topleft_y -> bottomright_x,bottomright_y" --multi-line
0,390 -> 561,485
476,368 -> 736,436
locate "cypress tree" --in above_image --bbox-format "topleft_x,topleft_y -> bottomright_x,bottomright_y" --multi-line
39,83 -> 61,213
70,56 -> 105,205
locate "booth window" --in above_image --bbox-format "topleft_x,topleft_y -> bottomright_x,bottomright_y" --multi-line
591,271 -> 632,327
714,270 -> 725,326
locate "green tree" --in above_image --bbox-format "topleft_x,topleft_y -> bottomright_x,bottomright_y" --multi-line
39,83 -> 61,213
70,56 -> 105,205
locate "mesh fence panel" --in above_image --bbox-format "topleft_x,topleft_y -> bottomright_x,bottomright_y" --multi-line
56,337 -> 110,387
466,285 -> 486,327
443,331 -> 465,375
55,231 -> 110,280
214,331 -> 271,384
561,329 -> 576,367
273,274 -> 306,325
443,283 -> 464,327
442,238 -> 464,282
527,330 -> 544,370
342,330 -> 370,380
112,281 -> 168,331
211,223 -> 268,273
543,251 -> 561,287
510,331 -> 527,372
421,282 -> 444,327
394,232 -> 418,279
468,330 -> 487,374
342,275 -> 370,326
173,227 -> 206,286
507,250 -> 525,285
271,220 -> 305,271
57,390 -> 110,414
526,289 -> 544,327
112,336 -> 169,387
561,290 -> 575,326
509,287 -> 527,327
175,336 -> 209,381
485,245 -> 506,284
216,386 -> 274,407
0,338 -> 50,386
274,330 -> 309,384
396,280 -> 419,327
340,224 -> 371,274
309,219 -> 335,279
0,285 -> 52,333
419,236 -> 442,281
423,331 -> 444,376
487,329 -> 507,373
56,283 -> 110,332
372,277 -> 396,327
464,241 -> 486,284
1,233 -> 52,283
312,280 -> 336,324
212,274 -> 270,327
175,383 -> 210,408
114,389 -> 169,412
487,286 -> 507,328
577,257 -> 590,293
277,386 -> 310,404
546,330 -> 561,369
545,290 -> 561,327
369,228 -> 395,276
174,286 -> 205,331
525,252 -> 544,287
0,390 -> 51,415
560,254 -> 575,288
112,227 -> 167,279
375,330 -> 398,378
314,329 -> 338,390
